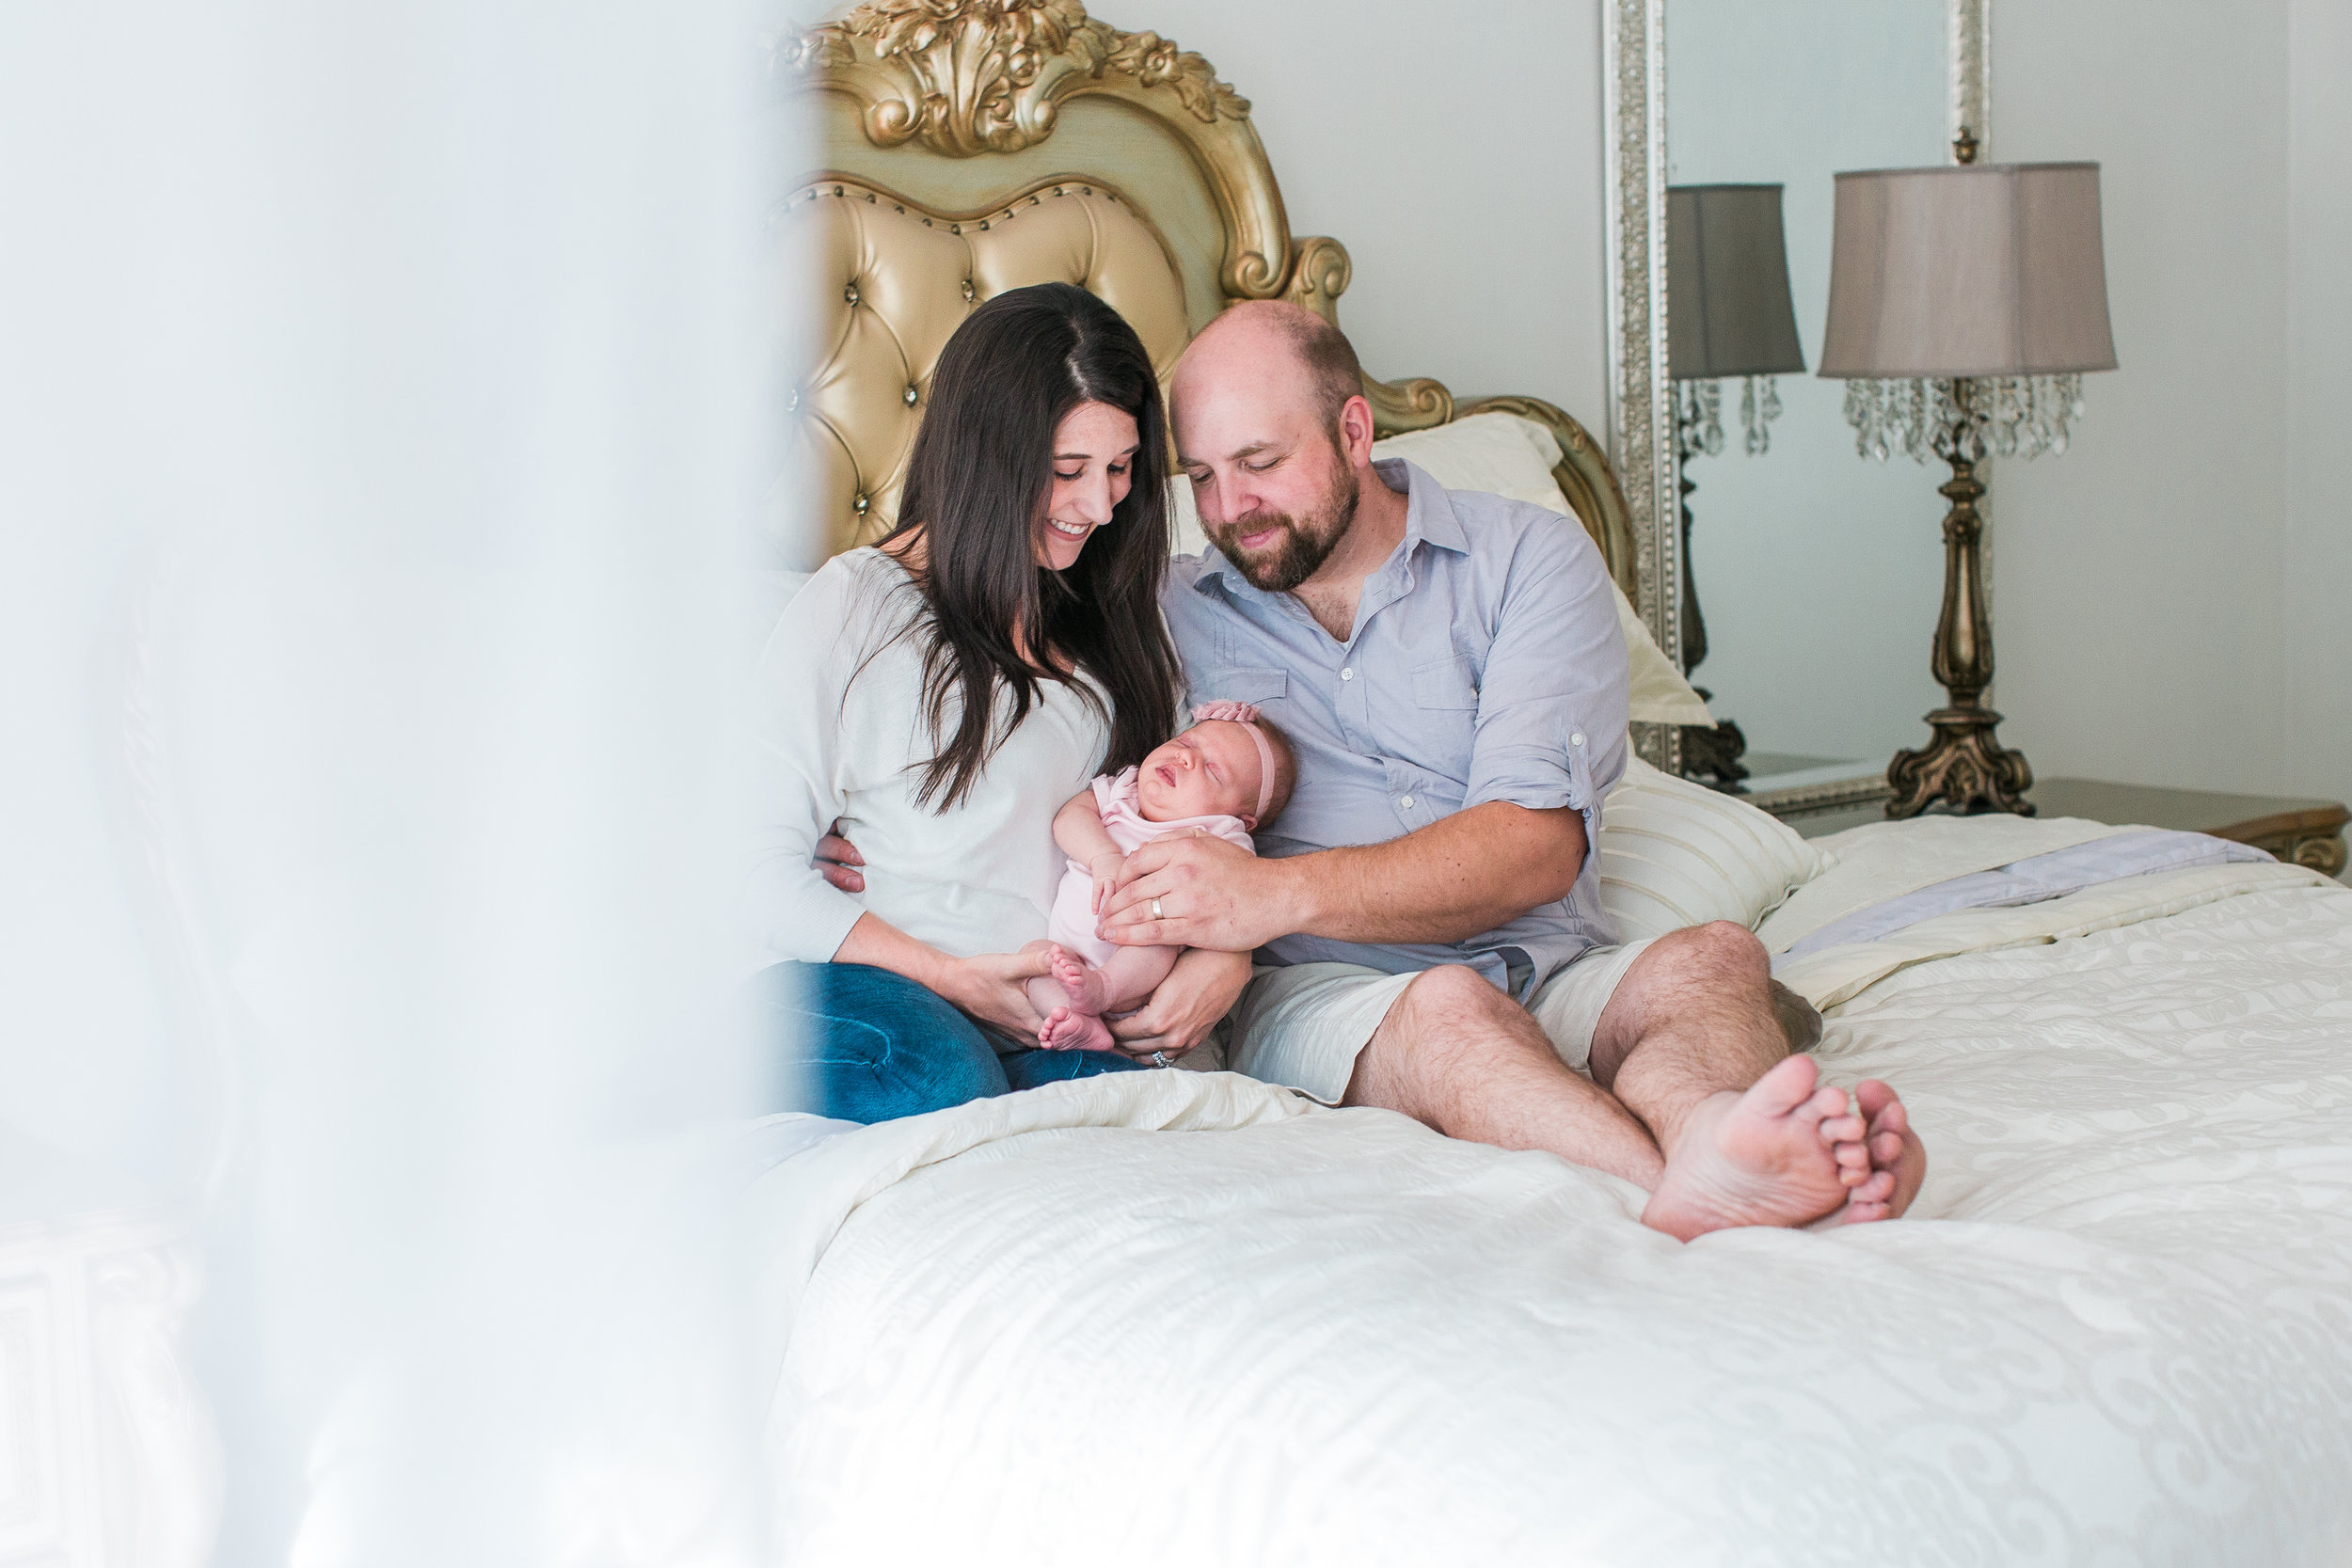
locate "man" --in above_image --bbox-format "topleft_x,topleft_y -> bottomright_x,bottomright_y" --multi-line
1094,301 -> 1925,1237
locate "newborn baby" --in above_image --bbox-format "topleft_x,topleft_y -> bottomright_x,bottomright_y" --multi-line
1022,702 -> 1295,1054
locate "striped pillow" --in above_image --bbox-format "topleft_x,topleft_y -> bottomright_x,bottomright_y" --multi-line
1598,758 -> 1826,939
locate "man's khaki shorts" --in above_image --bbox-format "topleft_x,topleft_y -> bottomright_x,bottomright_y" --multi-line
1227,939 -> 1658,1105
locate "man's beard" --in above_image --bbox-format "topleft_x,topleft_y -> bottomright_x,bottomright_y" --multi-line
1206,462 -> 1360,594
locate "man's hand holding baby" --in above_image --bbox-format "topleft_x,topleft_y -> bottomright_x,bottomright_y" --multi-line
1097,830 -> 1301,954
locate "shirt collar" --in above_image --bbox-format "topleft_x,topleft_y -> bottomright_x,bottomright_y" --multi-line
1188,457 -> 1468,600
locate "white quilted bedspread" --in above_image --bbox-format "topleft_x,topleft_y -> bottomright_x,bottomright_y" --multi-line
752,872 -> 2352,1567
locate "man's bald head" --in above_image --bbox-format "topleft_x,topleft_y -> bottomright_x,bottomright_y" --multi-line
1169,300 -> 1380,594
1175,299 -> 1366,436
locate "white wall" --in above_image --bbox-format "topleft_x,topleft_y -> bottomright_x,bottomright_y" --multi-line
2282,0 -> 2352,810
1994,0 -> 2352,808
1132,0 -> 1611,434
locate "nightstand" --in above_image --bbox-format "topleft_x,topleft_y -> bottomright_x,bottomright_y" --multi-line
1777,776 -> 2349,877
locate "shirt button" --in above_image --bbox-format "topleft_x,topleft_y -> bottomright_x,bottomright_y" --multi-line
1341,667 -> 1355,681
1571,731 -> 1586,747
1401,796 -> 1414,808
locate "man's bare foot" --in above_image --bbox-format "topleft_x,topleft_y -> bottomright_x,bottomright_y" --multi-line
1639,1055 -> 1869,1241
1047,945 -> 1109,1015
1038,1004 -> 1115,1053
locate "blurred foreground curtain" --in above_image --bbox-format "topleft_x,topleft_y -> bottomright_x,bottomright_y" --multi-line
1,2 -> 796,1563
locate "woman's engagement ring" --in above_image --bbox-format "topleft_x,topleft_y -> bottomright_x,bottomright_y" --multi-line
1151,1050 -> 1171,1068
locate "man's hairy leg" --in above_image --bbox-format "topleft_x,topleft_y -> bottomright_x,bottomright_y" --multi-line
1342,965 -> 1667,1191
1586,923 -> 1886,1236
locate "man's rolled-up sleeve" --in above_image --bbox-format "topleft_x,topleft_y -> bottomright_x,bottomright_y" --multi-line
1460,516 -> 1630,847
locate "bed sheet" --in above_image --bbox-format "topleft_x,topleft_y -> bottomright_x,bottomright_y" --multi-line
753,876 -> 2352,1568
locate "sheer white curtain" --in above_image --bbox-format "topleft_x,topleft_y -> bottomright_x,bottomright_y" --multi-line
2,2 -> 793,1563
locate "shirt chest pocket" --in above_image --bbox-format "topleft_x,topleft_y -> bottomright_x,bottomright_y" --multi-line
1410,655 -> 1480,710
1201,667 -> 1288,705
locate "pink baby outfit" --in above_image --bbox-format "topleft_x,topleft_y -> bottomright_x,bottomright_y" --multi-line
1045,766 -> 1255,966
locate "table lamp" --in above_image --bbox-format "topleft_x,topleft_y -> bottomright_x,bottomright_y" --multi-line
1818,133 -> 2117,817
1667,182 -> 1806,791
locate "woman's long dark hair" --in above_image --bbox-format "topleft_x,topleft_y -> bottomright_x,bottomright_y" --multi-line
883,281 -> 1180,811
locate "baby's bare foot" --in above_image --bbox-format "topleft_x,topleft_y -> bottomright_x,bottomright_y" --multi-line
1640,1055 -> 1869,1241
1047,944 -> 1109,1015
1038,1004 -> 1116,1053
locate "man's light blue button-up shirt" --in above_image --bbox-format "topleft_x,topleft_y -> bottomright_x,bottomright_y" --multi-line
1163,457 -> 1630,999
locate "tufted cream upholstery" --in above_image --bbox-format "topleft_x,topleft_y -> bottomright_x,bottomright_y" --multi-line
777,176 -> 1193,565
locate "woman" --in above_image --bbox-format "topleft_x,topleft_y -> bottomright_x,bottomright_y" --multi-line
751,282 -> 1247,1122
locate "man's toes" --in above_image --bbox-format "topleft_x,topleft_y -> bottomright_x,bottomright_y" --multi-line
1871,1129 -> 1904,1167
1745,1053 -> 1822,1116
1850,1169 -> 1896,1205
1842,1198 -> 1892,1225
1855,1078 -> 1899,1120
1789,1083 -> 1850,1132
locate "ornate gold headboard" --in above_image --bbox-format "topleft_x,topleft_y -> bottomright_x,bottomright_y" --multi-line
772,0 -> 1635,595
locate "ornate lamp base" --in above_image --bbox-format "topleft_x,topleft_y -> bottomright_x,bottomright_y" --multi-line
1883,386 -> 2039,820
1886,703 -> 2035,817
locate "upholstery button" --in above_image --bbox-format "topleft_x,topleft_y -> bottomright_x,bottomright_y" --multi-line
852,494 -> 869,515
786,388 -> 799,412
1340,668 -> 1354,681
843,281 -> 860,306
903,384 -> 918,406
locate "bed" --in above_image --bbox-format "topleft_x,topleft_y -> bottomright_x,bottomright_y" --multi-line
757,5 -> 2352,1562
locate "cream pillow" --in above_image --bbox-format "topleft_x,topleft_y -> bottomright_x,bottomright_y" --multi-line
1597,756 -> 1826,939
1166,412 -> 1711,727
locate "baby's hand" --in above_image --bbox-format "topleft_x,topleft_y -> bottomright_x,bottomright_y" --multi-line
1088,849 -> 1127,916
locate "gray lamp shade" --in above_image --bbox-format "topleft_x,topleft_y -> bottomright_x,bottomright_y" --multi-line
1667,184 -> 1806,380
1819,161 -> 2118,379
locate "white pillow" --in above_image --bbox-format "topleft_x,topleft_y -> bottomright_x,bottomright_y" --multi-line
1597,756 -> 1826,939
1166,413 -> 1712,727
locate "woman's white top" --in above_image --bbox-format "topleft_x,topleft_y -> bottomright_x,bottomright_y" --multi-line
748,546 -> 1110,970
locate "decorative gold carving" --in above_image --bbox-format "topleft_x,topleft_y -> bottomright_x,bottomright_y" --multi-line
2289,832 -> 2349,878
1885,434 -> 2037,818
1104,27 -> 1248,122
782,2 -> 1247,158
1280,234 -> 1352,321
783,0 -> 1290,297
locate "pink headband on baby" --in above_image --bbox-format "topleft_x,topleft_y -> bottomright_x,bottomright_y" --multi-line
1191,701 -> 1277,823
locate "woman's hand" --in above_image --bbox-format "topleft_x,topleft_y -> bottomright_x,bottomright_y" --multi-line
816,819 -> 865,894
1108,947 -> 1251,1060
1088,849 -> 1128,917
933,948 -> 1055,1039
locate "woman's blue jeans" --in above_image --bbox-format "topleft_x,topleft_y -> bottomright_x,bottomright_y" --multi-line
758,960 -> 1145,1124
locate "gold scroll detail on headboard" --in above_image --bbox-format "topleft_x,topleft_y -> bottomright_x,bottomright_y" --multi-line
776,0 -> 1636,595
777,0 -> 1283,299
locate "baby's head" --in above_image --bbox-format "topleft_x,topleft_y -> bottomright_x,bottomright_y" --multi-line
1134,704 -> 1296,831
